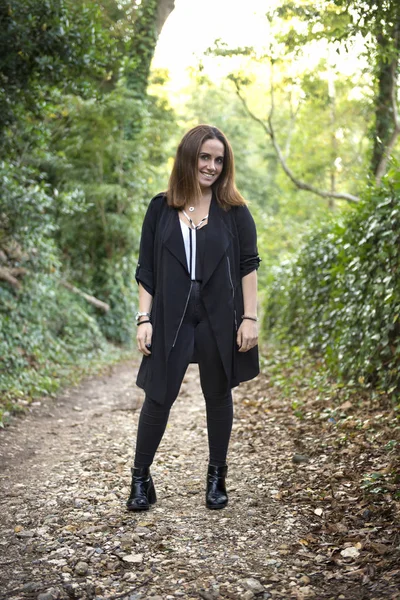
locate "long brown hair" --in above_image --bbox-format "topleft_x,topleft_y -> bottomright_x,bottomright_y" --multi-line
167,124 -> 246,209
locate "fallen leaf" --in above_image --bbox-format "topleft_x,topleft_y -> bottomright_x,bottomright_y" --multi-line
122,554 -> 143,564
371,542 -> 390,555
340,547 -> 360,559
340,401 -> 353,411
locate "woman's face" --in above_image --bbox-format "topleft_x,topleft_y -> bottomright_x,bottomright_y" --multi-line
197,138 -> 224,190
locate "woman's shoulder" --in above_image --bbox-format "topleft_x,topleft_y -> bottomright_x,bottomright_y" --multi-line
229,203 -> 257,236
149,191 -> 168,206
145,192 -> 169,216
230,202 -> 254,219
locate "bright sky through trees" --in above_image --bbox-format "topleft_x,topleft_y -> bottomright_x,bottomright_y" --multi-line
153,0 -> 273,84
152,0 -> 366,97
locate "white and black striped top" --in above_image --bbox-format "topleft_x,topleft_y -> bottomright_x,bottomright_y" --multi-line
179,210 -> 208,281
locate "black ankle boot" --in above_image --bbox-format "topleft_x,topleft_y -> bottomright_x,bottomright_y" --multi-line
206,465 -> 228,510
126,467 -> 157,511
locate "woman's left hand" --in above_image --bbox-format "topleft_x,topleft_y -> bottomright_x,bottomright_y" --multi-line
237,319 -> 258,352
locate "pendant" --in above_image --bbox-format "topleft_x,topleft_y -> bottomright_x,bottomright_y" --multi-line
189,206 -> 195,212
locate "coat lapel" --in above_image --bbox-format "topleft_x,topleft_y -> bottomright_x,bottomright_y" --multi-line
162,195 -> 233,284
162,208 -> 189,274
202,195 -> 234,287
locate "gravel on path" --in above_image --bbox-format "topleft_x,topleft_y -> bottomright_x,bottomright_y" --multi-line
1,361 -> 395,600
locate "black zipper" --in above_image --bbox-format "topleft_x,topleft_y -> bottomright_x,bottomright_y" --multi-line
227,256 -> 238,331
172,281 -> 193,348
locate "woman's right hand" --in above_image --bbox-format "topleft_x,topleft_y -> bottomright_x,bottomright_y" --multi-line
136,323 -> 153,356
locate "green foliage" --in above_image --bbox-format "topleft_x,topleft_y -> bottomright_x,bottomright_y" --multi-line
0,0 -> 115,141
274,0 -> 400,176
182,75 -> 279,209
276,0 -> 400,56
203,31 -> 371,208
179,69 -> 355,292
0,0 -> 176,409
263,173 -> 400,395
0,163 -> 122,419
125,0 -> 158,97
1,274 -> 105,371
45,85 -> 175,343
91,256 -> 137,345
0,271 -> 120,424
0,160 -> 55,257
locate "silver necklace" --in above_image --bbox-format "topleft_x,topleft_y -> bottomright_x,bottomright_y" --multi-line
188,194 -> 211,212
182,210 -> 209,229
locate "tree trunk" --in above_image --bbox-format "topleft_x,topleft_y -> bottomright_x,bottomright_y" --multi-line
126,0 -> 175,97
328,66 -> 337,210
371,40 -> 397,175
371,14 -> 400,178
156,0 -> 175,36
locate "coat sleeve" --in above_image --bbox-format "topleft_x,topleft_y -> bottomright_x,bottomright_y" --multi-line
235,205 -> 261,278
135,194 -> 164,296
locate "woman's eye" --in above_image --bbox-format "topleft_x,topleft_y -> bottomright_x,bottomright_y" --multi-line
199,154 -> 223,164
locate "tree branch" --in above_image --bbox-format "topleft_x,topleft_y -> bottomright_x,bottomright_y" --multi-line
233,78 -> 360,204
60,281 -> 110,312
0,267 -> 21,289
0,268 -> 110,313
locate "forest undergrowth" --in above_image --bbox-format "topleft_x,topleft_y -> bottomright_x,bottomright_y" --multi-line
255,345 -> 400,594
0,341 -> 132,428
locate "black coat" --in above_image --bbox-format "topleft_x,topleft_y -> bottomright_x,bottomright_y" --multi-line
135,192 -> 261,404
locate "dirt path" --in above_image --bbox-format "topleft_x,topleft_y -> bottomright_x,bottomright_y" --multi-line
0,361 -> 398,600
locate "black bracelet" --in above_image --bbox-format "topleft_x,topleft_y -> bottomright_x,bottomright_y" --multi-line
241,315 -> 258,322
137,320 -> 151,326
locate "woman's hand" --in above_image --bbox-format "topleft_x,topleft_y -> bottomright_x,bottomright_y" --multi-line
137,323 -> 153,356
237,319 -> 258,352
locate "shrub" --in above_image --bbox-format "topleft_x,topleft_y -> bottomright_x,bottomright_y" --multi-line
263,174 -> 400,395
0,272 -> 108,405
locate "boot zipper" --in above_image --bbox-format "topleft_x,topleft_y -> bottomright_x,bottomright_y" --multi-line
172,281 -> 193,348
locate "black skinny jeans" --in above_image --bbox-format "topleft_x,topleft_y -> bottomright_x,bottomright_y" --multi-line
134,282 -> 233,468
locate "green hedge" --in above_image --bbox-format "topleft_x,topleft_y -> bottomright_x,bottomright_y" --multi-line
263,175 -> 400,395
0,273 -> 107,401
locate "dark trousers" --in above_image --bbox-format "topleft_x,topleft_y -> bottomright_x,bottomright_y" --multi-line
134,282 -> 233,468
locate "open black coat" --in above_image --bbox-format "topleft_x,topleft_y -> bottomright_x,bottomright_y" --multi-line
135,192 -> 261,404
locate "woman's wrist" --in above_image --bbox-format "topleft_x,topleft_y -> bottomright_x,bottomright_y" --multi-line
136,310 -> 152,324
241,314 -> 258,322
137,319 -> 151,326
137,316 -> 151,324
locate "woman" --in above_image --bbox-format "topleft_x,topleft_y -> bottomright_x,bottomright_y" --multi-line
127,124 -> 260,512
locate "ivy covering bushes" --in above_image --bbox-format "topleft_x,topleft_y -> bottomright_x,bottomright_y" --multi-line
0,159 -> 125,423
0,274 -> 109,405
0,1 -> 176,421
263,174 -> 400,395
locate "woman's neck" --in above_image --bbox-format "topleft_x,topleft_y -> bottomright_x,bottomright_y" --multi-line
200,187 -> 212,201
191,189 -> 212,207
183,189 -> 212,217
